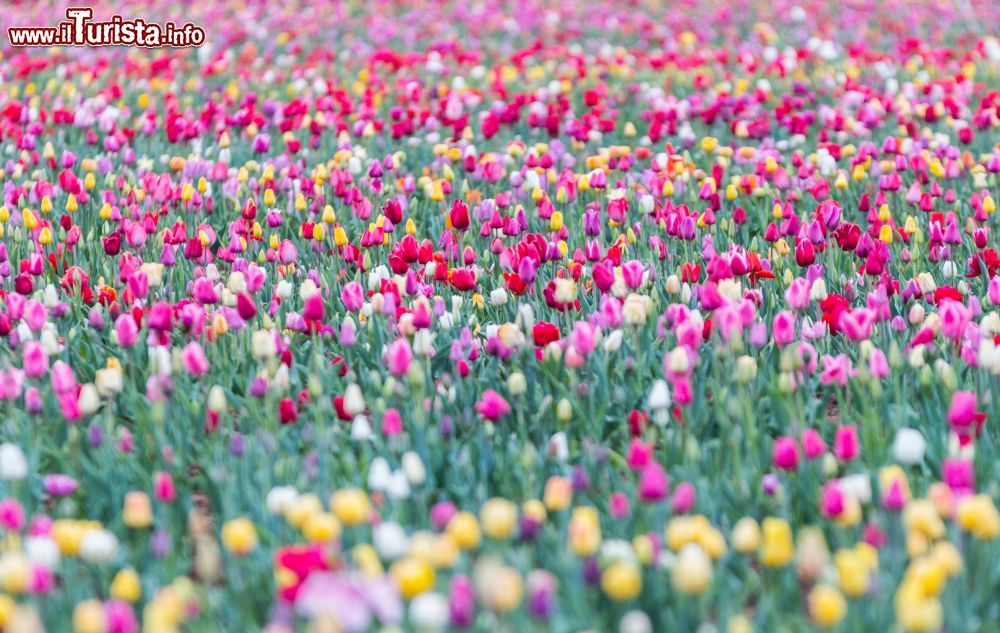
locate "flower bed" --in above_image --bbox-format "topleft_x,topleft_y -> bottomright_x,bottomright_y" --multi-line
0,1 -> 999,631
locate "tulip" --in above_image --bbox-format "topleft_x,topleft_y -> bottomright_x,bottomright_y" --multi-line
760,517 -> 794,567
772,436 -> 799,470
181,341 -> 209,377
833,426 -> 860,461
448,574 -> 475,628
671,544 -> 712,594
670,482 -> 696,514
22,342 -> 48,379
278,398 -> 298,424
772,311 -> 796,345
475,390 -> 511,421
801,428 -> 826,459
892,428 -> 926,465
947,391 -> 984,444
153,472 -> 176,503
221,518 -> 258,556
955,495 -> 1000,539
479,498 -> 518,540
122,492 -> 152,529
386,338 -> 413,376
601,561 -> 642,601
637,462 -> 669,502
808,584 -> 846,629
341,282 -> 365,311
115,314 -> 139,348
43,475 -> 79,497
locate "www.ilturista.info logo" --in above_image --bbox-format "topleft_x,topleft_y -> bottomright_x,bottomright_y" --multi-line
8,8 -> 205,47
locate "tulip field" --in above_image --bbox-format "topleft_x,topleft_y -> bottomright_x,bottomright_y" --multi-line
1,0 -> 1000,631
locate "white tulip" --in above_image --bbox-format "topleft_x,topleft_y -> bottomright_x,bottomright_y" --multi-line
386,469 -> 411,500
80,529 -> 118,564
344,383 -> 365,416
25,537 -> 60,570
0,443 -> 28,480
619,610 -> 653,633
373,521 -> 410,561
647,380 -> 671,410
402,451 -> 426,486
265,486 -> 299,516
410,592 -> 449,631
368,457 -> 392,491
892,428 -> 926,465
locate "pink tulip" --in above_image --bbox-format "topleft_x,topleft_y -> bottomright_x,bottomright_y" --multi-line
833,426 -> 859,461
28,515 -> 52,537
839,308 -> 875,341
43,474 -> 79,497
115,314 -> 139,348
449,575 -> 475,629
341,282 -> 364,311
386,338 -> 413,376
609,491 -> 630,518
942,458 -> 975,494
340,319 -> 357,346
58,392 -> 82,422
671,481 -> 696,513
27,565 -> 54,594
302,294 -> 326,321
948,391 -> 978,427
785,277 -> 810,310
50,361 -> 76,395
6,294 -> 25,321
0,499 -> 25,531
947,391 -> 984,445
590,170 -> 607,189
607,197 -> 627,222
672,377 -> 693,406
621,260 -> 645,289
820,354 -> 855,386
939,299 -> 971,341
192,277 -> 219,304
801,428 -> 826,459
563,346 -> 586,368
772,436 -> 799,470
278,239 -> 298,264
252,133 -> 271,153
23,300 -> 47,332
626,439 -> 653,470
772,311 -> 796,345
570,321 -> 596,356
24,387 -> 42,414
475,389 -> 511,421
382,408 -> 403,436
22,342 -> 48,379
868,348 -> 889,378
988,276 -> 1000,305
0,369 -> 24,402
105,601 -> 138,633
798,343 -> 819,373
154,471 -> 176,502
430,501 -> 457,531
246,265 -> 267,293
126,223 -> 147,248
147,302 -> 173,331
820,482 -> 845,517
181,342 -> 210,376
882,479 -> 906,511
637,461 -> 669,501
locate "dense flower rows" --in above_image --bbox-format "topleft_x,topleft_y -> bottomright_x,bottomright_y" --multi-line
0,0 -> 999,631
